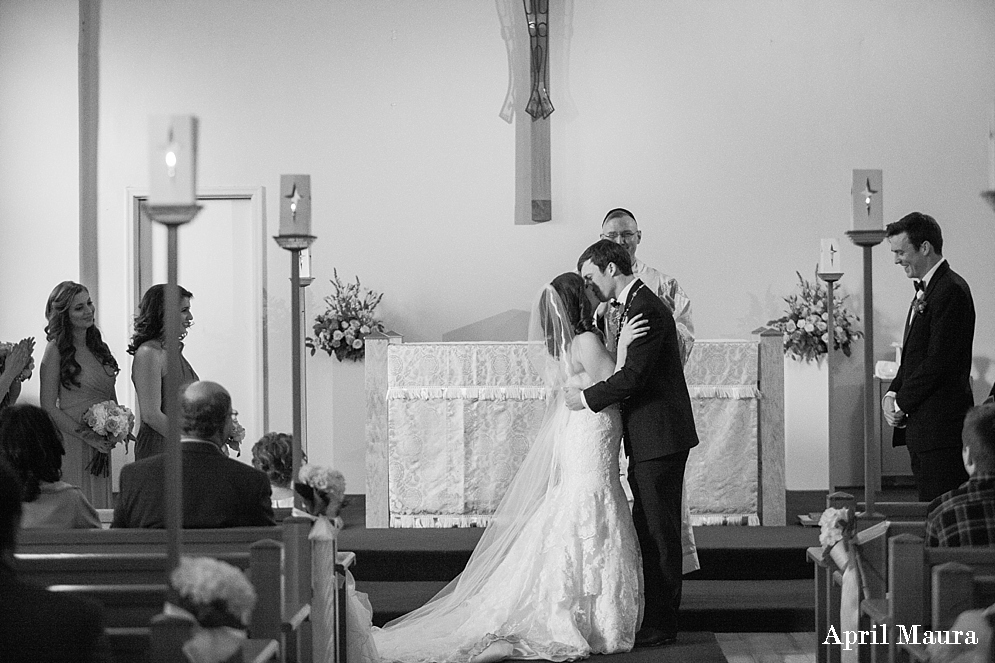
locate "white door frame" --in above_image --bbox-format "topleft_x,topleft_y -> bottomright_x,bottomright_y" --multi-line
125,186 -> 269,434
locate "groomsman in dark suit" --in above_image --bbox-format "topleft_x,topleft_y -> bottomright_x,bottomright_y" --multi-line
882,212 -> 975,502
113,380 -> 274,528
565,239 -> 699,647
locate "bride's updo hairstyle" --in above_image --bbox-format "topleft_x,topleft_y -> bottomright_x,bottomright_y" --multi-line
128,284 -> 194,355
45,281 -> 119,389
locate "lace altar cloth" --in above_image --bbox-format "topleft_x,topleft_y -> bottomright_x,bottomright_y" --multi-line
385,340 -> 760,527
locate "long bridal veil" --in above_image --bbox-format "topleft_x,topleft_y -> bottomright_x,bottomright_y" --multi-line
373,283 -> 578,656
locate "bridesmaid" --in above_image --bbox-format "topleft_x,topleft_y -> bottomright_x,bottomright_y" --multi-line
39,281 -> 121,509
128,284 -> 198,461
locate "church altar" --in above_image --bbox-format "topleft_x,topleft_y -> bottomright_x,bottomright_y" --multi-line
365,329 -> 785,528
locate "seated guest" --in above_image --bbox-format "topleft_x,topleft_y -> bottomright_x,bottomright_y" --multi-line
0,404 -> 100,529
925,403 -> 995,547
112,380 -> 275,528
251,432 -> 301,508
0,457 -> 111,661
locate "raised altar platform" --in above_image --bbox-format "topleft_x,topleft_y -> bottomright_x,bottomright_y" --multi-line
365,329 -> 785,527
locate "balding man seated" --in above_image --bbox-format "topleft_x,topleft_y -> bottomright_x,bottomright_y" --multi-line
112,381 -> 274,529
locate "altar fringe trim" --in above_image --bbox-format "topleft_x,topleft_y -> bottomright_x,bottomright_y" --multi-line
385,385 -> 760,401
387,387 -> 547,401
389,512 -> 760,528
688,385 -> 760,399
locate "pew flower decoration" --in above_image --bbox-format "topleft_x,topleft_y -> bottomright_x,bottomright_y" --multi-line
306,269 -> 385,362
166,556 -> 257,663
766,270 -> 863,363
226,411 -> 245,457
295,463 -> 348,524
81,400 -> 134,477
818,507 -> 855,569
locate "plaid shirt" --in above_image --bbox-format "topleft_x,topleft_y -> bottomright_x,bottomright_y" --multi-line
925,473 -> 995,547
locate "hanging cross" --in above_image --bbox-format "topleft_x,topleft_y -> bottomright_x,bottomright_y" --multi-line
524,0 -> 552,222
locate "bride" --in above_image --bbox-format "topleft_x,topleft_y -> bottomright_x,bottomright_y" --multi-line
372,272 -> 648,663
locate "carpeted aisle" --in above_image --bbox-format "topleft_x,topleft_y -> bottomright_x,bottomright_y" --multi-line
590,633 -> 726,662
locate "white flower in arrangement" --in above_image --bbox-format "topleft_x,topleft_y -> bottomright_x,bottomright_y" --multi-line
170,556 -> 257,627
359,324 -> 370,334
352,339 -> 363,349
332,329 -> 344,341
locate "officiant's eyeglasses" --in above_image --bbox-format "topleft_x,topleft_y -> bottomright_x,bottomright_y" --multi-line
602,231 -> 638,241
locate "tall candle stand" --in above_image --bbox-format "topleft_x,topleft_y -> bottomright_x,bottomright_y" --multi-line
817,269 -> 842,489
845,229 -> 887,519
274,235 -> 316,505
145,203 -> 202,572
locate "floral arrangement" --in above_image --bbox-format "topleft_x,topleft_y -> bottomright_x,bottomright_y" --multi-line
226,411 -> 245,457
295,463 -> 348,520
170,556 -> 257,629
0,341 -> 34,383
81,400 -> 134,477
306,269 -> 385,362
167,556 -> 257,663
766,270 -> 863,363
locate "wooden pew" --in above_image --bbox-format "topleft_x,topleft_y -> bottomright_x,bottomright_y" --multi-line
897,561 -> 995,663
16,518 -> 315,663
807,492 -> 927,663
862,535 -> 995,663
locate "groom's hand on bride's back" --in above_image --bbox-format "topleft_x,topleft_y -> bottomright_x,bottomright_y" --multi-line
564,387 -> 585,411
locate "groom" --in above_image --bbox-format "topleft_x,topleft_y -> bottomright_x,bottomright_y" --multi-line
565,239 -> 699,647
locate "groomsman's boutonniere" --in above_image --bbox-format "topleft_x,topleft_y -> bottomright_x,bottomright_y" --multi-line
913,297 -> 927,317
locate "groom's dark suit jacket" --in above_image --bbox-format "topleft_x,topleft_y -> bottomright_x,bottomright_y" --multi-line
584,280 -> 699,461
891,260 -> 975,453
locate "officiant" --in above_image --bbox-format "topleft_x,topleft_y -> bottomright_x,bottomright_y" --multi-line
597,208 -> 695,366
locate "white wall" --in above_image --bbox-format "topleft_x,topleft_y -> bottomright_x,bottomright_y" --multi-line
3,1 -> 994,494
0,0 -> 79,406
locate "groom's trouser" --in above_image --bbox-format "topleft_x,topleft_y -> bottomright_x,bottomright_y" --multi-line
628,449 -> 689,636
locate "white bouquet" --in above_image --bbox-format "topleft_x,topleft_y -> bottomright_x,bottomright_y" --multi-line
81,400 -> 134,476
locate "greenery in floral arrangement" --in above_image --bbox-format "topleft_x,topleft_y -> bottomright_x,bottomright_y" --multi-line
766,270 -> 863,363
306,269 -> 385,362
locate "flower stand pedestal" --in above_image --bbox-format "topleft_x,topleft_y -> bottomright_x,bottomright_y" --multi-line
784,357 -> 829,490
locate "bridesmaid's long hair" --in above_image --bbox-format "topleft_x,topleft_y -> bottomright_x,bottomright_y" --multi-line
128,284 -> 193,355
45,281 -> 119,389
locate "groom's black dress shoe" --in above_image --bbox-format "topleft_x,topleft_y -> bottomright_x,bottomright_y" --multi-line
634,627 -> 678,648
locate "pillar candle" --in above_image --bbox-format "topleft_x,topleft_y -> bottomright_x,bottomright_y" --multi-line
819,238 -> 841,274
988,103 -> 995,189
299,248 -> 312,279
149,115 -> 198,205
851,169 -> 883,231
280,175 -> 312,236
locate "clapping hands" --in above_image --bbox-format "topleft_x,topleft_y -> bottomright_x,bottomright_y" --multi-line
6,337 -> 35,381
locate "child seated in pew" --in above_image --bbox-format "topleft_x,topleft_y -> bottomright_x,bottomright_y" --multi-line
0,457 -> 112,661
926,403 -> 995,548
0,404 -> 100,529
251,432 -> 301,509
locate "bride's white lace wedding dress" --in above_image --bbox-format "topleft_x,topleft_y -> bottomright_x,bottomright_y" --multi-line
372,389 -> 642,663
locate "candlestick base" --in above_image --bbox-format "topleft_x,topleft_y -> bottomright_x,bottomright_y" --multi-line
845,229 -> 887,247
299,276 -> 315,287
981,190 -> 995,213
818,271 -> 843,283
144,204 -> 203,226
274,235 -> 317,251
